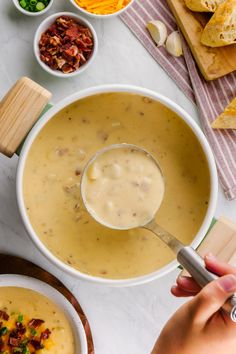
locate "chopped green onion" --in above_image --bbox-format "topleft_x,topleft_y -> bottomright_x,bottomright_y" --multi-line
18,314 -> 23,323
36,2 -> 45,10
19,0 -> 27,8
0,327 -> 8,336
22,346 -> 30,354
30,328 -> 37,336
18,0 -> 50,12
20,339 -> 29,346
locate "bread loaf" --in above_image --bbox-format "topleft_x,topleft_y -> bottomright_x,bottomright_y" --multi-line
201,0 -> 236,47
184,0 -> 223,12
212,97 -> 236,129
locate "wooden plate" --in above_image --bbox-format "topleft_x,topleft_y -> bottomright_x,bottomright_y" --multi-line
0,254 -> 95,354
167,0 -> 236,80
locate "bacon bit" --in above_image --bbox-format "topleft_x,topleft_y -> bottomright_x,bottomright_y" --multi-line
30,339 -> 44,350
57,16 -> 71,28
75,168 -> 82,176
55,57 -> 66,69
15,324 -> 26,337
9,337 -> 21,347
74,203 -> 80,210
0,310 -> 9,321
56,147 -> 69,156
65,45 -> 79,57
66,26 -> 79,40
97,130 -> 109,142
50,35 -> 61,46
39,16 -> 94,74
28,319 -> 45,328
40,328 -> 51,341
62,42 -> 71,50
142,96 -> 153,104
100,270 -> 108,275
78,52 -> 87,64
62,63 -> 74,74
74,56 -> 81,69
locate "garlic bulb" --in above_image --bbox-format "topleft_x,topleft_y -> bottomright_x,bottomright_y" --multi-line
165,31 -> 183,57
146,20 -> 168,47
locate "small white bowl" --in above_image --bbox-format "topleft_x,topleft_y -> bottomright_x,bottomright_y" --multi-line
69,0 -> 135,19
12,0 -> 53,16
34,12 -> 98,78
0,274 -> 88,354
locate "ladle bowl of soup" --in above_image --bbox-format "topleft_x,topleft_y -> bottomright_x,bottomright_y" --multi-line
16,85 -> 218,286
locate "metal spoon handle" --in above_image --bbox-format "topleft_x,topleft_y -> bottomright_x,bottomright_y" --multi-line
177,246 -> 236,321
144,220 -> 236,322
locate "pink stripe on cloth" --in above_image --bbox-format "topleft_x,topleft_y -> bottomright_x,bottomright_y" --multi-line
120,0 -> 236,200
121,0 -> 195,103
183,42 -> 236,200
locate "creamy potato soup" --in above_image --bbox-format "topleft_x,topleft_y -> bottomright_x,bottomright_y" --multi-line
0,287 -> 75,353
82,145 -> 165,229
23,93 -> 210,279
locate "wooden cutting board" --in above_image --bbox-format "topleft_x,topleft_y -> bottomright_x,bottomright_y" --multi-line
167,0 -> 236,80
181,217 -> 236,277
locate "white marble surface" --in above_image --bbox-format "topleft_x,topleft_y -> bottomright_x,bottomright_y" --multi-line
0,1 -> 236,353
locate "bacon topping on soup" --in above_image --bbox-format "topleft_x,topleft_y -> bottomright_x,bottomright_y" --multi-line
0,311 -> 52,353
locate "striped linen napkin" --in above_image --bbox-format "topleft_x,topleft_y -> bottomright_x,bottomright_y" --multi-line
120,0 -> 236,200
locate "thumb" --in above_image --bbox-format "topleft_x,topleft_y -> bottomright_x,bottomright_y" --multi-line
190,274 -> 236,324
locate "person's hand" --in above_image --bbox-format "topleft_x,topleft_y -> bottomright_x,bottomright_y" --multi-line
151,254 -> 236,354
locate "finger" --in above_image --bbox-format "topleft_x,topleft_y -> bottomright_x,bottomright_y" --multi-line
171,285 -> 198,297
205,254 -> 236,277
177,276 -> 201,293
190,274 -> 236,324
175,254 -> 236,293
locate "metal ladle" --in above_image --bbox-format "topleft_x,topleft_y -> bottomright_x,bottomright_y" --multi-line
81,144 -> 236,322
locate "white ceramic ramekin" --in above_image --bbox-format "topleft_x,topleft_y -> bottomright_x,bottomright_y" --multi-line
69,0 -> 135,19
0,274 -> 88,354
34,12 -> 98,78
16,85 -> 218,287
12,0 -> 53,16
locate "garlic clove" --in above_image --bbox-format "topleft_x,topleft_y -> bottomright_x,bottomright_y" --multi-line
165,31 -> 183,57
146,20 -> 168,47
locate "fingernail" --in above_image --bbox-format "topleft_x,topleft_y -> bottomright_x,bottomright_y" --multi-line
218,275 -> 236,293
171,285 -> 178,294
177,275 -> 186,283
205,253 -> 216,260
177,275 -> 188,282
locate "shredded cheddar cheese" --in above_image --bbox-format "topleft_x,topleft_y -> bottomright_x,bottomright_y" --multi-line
74,0 -> 131,15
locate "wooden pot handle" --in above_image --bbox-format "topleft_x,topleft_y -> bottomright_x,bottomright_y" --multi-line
0,77 -> 52,157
